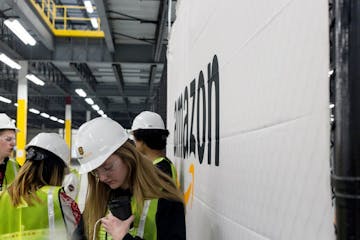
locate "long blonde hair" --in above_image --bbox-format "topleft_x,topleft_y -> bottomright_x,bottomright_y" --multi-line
7,150 -> 66,206
83,140 -> 183,240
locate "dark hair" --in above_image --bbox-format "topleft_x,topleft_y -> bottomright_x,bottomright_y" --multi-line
133,129 -> 169,150
26,146 -> 67,184
8,146 -> 67,206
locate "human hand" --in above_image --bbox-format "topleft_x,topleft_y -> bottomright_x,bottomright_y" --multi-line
101,213 -> 135,240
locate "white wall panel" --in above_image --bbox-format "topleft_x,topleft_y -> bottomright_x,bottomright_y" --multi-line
167,0 -> 333,239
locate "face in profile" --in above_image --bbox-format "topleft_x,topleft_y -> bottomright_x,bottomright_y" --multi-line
0,130 -> 16,159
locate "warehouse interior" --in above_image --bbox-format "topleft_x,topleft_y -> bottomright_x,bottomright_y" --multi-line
0,0 -> 175,131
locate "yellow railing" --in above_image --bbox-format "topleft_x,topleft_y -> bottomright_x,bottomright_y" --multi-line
29,0 -> 104,38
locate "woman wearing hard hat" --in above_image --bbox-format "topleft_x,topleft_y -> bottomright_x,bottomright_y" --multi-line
0,113 -> 19,193
130,111 -> 178,183
0,133 -> 85,239
75,117 -> 185,240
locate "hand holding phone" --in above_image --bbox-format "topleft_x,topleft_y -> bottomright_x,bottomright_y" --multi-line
108,196 -> 133,228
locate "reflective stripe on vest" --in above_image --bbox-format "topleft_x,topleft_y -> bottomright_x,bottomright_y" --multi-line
99,198 -> 159,240
153,157 -> 178,183
48,186 -> 56,238
137,200 -> 151,238
0,186 -> 66,239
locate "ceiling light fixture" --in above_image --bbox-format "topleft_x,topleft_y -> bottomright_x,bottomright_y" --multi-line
29,108 -> 40,114
0,53 -> 21,70
84,0 -> 94,13
92,104 -> 100,111
75,88 -> 87,97
40,113 -> 50,118
90,18 -> 98,29
4,19 -> 36,46
26,74 -> 45,86
57,119 -> 65,124
50,116 -> 58,121
85,97 -> 94,105
0,96 -> 12,104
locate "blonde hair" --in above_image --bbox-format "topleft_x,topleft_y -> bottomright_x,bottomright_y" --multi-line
83,140 -> 184,240
8,154 -> 66,206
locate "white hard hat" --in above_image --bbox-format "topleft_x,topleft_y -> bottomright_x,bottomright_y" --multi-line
26,133 -> 70,165
131,111 -> 165,132
0,113 -> 19,132
74,117 -> 129,174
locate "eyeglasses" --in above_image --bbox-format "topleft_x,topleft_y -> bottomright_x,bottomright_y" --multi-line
26,147 -> 48,161
91,160 -> 119,178
0,136 -> 16,143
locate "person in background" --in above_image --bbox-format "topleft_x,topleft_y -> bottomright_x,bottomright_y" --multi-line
130,111 -> 177,183
0,133 -> 85,239
0,113 -> 19,193
75,117 -> 186,240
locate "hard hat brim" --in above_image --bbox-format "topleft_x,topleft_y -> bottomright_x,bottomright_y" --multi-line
77,137 -> 128,174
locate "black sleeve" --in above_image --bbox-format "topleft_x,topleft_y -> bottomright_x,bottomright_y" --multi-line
72,217 -> 87,240
156,199 -> 186,240
155,160 -> 173,178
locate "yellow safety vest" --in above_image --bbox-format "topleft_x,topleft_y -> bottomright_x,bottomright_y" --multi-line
153,157 -> 178,183
99,198 -> 159,240
0,186 -> 66,240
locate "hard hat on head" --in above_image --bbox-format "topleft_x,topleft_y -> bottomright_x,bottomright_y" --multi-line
131,111 -> 165,132
26,133 -> 70,165
0,113 -> 19,132
75,117 -> 129,174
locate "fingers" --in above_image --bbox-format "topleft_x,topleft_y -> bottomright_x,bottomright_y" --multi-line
125,215 -> 135,224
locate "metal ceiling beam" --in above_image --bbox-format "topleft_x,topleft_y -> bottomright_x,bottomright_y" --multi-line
153,0 -> 168,62
28,62 -> 71,94
5,0 -> 54,50
146,64 -> 157,108
70,62 -> 108,112
14,40 -> 153,63
0,39 -> 22,60
27,86 -> 151,98
27,61 -> 101,121
93,0 -> 115,52
107,102 -> 146,113
112,63 -> 130,124
114,44 -> 154,63
54,38 -> 112,62
144,0 -> 168,108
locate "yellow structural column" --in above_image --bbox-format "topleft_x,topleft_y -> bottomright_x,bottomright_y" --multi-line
65,96 -> 72,154
16,61 -> 28,166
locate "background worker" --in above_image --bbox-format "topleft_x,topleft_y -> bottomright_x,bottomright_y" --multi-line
0,133 -> 84,239
130,111 -> 177,182
75,117 -> 186,240
0,113 -> 19,193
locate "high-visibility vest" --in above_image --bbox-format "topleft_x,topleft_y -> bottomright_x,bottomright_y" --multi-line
0,158 -> 19,193
153,157 -> 178,183
99,198 -> 159,240
0,186 -> 66,239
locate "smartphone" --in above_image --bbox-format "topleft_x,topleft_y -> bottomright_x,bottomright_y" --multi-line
108,196 -> 132,222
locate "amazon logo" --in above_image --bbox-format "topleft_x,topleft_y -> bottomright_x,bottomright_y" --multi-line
173,55 -> 220,206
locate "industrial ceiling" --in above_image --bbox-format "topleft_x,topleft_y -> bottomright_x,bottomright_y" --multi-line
0,0 -> 175,129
